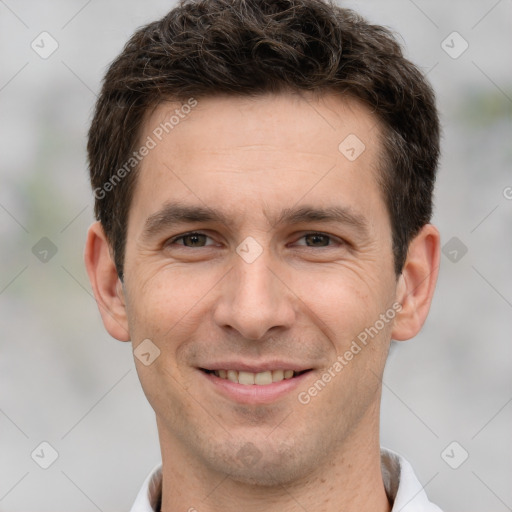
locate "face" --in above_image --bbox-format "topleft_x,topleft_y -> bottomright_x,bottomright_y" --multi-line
119,92 -> 400,485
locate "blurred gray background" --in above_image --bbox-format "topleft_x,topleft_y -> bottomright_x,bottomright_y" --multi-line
1,0 -> 511,510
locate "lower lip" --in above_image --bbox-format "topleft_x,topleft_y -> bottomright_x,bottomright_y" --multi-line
200,370 -> 312,404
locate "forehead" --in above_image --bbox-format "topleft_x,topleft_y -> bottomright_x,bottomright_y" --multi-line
130,91 -> 386,230
144,91 -> 380,156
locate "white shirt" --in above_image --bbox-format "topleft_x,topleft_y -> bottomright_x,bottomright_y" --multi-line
130,448 -> 443,512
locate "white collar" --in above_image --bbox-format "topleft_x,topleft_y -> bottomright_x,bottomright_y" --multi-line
130,447 -> 442,512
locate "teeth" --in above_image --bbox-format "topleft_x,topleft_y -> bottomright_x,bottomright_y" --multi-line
212,369 -> 299,385
272,369 -> 284,382
254,371 -> 272,385
238,371 -> 255,385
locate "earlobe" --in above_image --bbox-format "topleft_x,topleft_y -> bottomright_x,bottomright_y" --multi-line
391,224 -> 440,341
84,222 -> 131,342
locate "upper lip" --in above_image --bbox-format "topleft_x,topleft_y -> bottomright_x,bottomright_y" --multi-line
199,361 -> 313,373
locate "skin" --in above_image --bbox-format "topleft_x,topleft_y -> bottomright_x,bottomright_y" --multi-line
85,91 -> 440,512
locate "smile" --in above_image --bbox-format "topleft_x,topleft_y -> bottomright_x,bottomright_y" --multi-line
203,369 -> 308,385
199,367 -> 313,404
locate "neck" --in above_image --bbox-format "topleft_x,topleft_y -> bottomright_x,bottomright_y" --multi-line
157,405 -> 391,512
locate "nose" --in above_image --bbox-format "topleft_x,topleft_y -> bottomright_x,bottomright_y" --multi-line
212,247 -> 296,341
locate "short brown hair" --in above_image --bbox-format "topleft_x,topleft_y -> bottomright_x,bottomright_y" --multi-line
88,0 -> 440,279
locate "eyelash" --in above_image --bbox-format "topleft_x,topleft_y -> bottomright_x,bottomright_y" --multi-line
166,231 -> 345,248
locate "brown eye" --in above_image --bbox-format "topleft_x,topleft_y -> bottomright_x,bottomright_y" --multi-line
304,233 -> 331,247
171,232 -> 211,247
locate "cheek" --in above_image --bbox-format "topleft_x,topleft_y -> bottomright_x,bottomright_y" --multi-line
123,263 -> 232,376
297,265 -> 392,342
123,268 -> 207,412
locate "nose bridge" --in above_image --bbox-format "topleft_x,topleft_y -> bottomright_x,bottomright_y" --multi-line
237,250 -> 276,304
213,243 -> 295,340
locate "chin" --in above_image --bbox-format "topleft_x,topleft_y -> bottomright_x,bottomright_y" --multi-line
205,439 -> 315,487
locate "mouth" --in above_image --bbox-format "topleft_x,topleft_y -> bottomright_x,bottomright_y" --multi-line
198,366 -> 313,404
200,368 -> 310,385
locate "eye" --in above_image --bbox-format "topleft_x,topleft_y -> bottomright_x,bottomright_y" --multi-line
165,231 -> 345,250
167,232 -> 216,248
294,232 -> 343,248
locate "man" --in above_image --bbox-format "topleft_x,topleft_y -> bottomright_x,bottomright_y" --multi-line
84,0 -> 442,510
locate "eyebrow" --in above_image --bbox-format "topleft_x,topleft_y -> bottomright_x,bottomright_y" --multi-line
271,205 -> 369,235
142,202 -> 230,240
141,201 -> 369,240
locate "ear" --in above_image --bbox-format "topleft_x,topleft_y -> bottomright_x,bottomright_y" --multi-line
391,224 -> 440,341
84,222 -> 130,341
